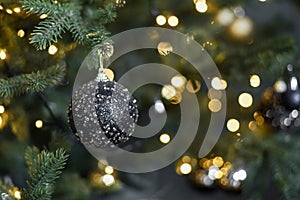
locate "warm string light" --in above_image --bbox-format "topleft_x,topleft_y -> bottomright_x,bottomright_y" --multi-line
14,190 -> 21,200
101,174 -> 115,186
13,7 -> 21,13
155,14 -> 179,27
238,92 -> 253,108
179,154 -> 247,189
161,74 -> 190,104
104,166 -> 114,174
0,49 -> 7,60
195,0 -> 208,13
168,15 -> 179,27
216,8 -> 234,26
6,8 -> 13,14
227,118 -> 240,132
186,79 -> 201,93
159,133 -> 171,144
92,162 -> 118,188
156,15 -> 166,26
208,99 -> 222,112
104,68 -> 114,81
211,77 -> 227,90
0,105 -> 5,113
161,85 -> 176,100
48,44 -> 58,55
40,14 -> 48,19
157,41 -> 173,56
229,17 -> 253,40
35,120 -> 43,128
171,75 -> 186,92
250,74 -> 261,88
17,29 -> 25,38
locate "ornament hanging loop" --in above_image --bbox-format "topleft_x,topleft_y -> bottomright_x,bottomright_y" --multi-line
95,41 -> 114,82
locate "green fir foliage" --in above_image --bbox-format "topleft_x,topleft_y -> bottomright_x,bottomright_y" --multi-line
0,65 -> 66,99
20,0 -> 117,50
23,146 -> 69,200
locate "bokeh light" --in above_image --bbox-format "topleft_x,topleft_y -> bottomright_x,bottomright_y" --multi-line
227,118 -> 240,132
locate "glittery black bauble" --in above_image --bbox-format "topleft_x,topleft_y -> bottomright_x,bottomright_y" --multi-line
68,80 -> 138,148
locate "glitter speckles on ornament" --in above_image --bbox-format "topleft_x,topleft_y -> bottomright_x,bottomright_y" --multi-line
95,80 -> 138,145
69,79 -> 138,148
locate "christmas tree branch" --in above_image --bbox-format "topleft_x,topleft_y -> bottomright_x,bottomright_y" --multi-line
23,147 -> 69,200
0,65 -> 66,99
21,0 -> 117,49
30,15 -> 69,50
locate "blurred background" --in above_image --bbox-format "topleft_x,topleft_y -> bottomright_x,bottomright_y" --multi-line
1,0 -> 300,199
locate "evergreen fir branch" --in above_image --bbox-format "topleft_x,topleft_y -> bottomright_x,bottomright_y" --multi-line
23,147 -> 69,200
0,65 -> 66,98
21,0 -> 64,16
68,12 -> 88,44
20,0 -> 117,49
24,146 -> 40,171
95,3 -> 117,24
86,27 -> 111,47
30,15 -> 69,50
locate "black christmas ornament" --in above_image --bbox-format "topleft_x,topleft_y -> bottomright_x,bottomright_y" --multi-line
68,43 -> 139,148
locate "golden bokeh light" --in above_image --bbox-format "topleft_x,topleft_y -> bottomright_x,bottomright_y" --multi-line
214,170 -> 223,179
182,155 -> 191,163
250,74 -> 260,88
161,85 -> 176,99
156,15 -> 167,26
13,7 -> 21,13
211,77 -> 226,90
274,80 -> 287,93
14,191 -> 21,199
0,5 -> 3,10
17,29 -> 25,38
157,41 -> 173,56
168,15 -> 179,27
48,44 -> 58,55
0,49 -> 7,60
180,163 -> 192,175
227,118 -> 240,132
159,133 -> 171,144
208,88 -> 222,99
40,14 -> 48,19
212,156 -> 224,167
104,68 -> 114,81
238,93 -> 253,108
208,99 -> 222,112
101,174 -> 115,186
169,92 -> 182,104
35,120 -> 43,128
104,166 -> 114,174
0,105 -> 5,114
186,79 -> 201,93
6,8 -> 13,14
248,120 -> 257,131
195,1 -> 208,13
216,8 -> 234,26
229,17 -> 253,40
171,75 -> 187,89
